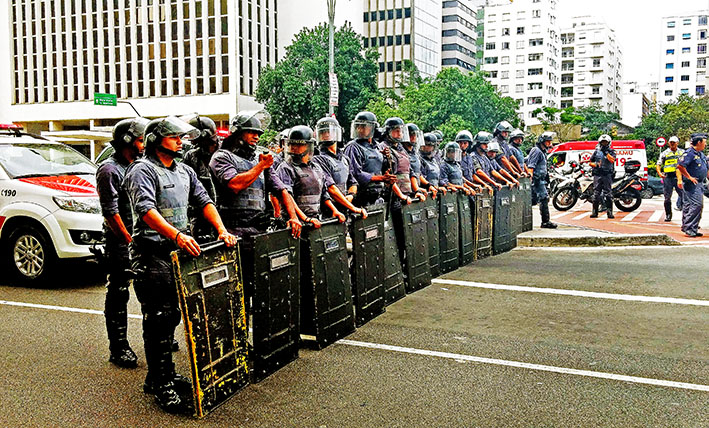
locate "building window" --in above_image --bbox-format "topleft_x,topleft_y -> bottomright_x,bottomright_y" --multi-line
517,27 -> 525,35
666,49 -> 675,55
529,38 -> 543,47
697,85 -> 706,95
681,75 -> 690,81
665,76 -> 674,82
516,84 -> 523,92
700,16 -> 708,26
529,53 -> 542,61
529,82 -> 543,90
593,58 -> 601,67
699,44 -> 707,54
502,28 -> 510,36
528,68 -> 543,76
700,30 -> 708,40
500,85 -> 509,93
665,90 -> 673,96
516,55 -> 525,63
667,35 -> 675,41
684,18 -> 692,25
527,96 -> 542,104
682,61 -> 690,67
502,42 -> 510,50
681,88 -> 689,94
532,10 -> 541,18
501,70 -> 509,79
485,57 -> 498,64
698,58 -> 707,68
668,21 -> 675,28
516,69 -> 524,78
683,33 -> 691,39
666,63 -> 674,69
486,42 -> 496,50
489,71 -> 498,78
682,47 -> 691,53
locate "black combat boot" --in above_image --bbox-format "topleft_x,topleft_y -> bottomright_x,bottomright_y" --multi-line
106,311 -> 138,369
539,200 -> 557,229
590,200 -> 599,218
664,201 -> 672,221
606,197 -> 615,219
144,336 -> 193,414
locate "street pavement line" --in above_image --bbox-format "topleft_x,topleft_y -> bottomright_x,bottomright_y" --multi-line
431,279 -> 709,307
648,210 -> 664,223
551,211 -> 573,220
621,211 -> 642,222
0,300 -> 143,319
572,212 -> 591,220
336,340 -> 709,393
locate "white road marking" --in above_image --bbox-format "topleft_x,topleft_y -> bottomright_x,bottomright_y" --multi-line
337,340 -> 709,393
0,300 -> 143,319
648,210 -> 664,223
431,279 -> 709,307
2,299 -> 708,393
551,211 -> 573,219
621,211 -> 642,222
572,212 -> 591,220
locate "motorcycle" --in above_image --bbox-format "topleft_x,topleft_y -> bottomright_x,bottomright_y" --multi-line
552,160 -> 644,212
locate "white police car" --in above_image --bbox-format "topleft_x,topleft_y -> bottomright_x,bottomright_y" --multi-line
0,124 -> 103,284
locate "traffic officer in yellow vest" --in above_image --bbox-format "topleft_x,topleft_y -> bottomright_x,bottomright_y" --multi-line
656,135 -> 684,221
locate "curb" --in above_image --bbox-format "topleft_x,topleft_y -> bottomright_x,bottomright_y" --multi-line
517,233 -> 681,247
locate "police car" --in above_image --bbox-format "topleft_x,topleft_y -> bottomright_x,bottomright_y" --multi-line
0,124 -> 103,284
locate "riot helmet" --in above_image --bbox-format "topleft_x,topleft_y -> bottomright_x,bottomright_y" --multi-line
285,125 -> 315,165
420,132 -> 438,159
509,129 -> 525,146
537,131 -> 555,152
444,142 -> 462,163
383,117 -> 409,146
350,111 -> 378,141
315,116 -> 343,149
405,123 -> 424,151
111,117 -> 149,153
181,114 -> 219,152
473,131 -> 494,153
144,116 -> 199,157
493,120 -> 514,138
455,130 -> 474,153
229,110 -> 270,135
487,141 -> 503,158
598,134 -> 612,147
433,130 -> 444,143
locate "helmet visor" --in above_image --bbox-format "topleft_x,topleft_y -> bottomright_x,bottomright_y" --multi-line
409,130 -> 424,150
351,120 -> 377,140
155,116 -> 200,141
179,113 -> 218,141
285,140 -> 315,165
387,124 -> 410,144
316,123 -> 343,144
446,147 -> 462,162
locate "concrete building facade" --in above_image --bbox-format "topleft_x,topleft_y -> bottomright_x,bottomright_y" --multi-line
659,11 -> 709,104
441,0 -> 484,73
481,0 -> 561,126
559,16 -> 623,115
621,81 -> 653,127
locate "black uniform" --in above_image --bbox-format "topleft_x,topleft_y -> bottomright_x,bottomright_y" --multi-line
182,147 -> 217,240
344,138 -> 385,207
590,145 -> 617,214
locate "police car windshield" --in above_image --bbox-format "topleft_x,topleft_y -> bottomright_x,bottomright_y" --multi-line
0,143 -> 96,178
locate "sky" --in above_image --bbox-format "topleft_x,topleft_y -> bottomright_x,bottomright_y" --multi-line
557,0 -> 709,84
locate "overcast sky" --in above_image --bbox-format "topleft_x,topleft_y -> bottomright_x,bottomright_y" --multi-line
556,0 -> 709,84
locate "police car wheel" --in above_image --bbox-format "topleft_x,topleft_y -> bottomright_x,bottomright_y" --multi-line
614,189 -> 642,212
5,226 -> 56,284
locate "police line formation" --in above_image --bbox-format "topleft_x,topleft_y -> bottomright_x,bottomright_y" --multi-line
97,110 -> 562,416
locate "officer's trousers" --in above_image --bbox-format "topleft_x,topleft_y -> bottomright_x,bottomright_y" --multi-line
681,182 -> 704,234
663,174 -> 683,212
104,233 -> 133,350
593,174 -> 613,203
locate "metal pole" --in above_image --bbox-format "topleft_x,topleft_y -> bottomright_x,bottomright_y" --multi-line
328,0 -> 336,115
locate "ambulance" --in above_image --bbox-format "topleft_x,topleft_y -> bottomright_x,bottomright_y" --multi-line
0,124 -> 103,284
547,140 -> 648,182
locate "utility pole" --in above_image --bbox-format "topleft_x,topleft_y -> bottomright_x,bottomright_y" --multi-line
327,0 -> 336,115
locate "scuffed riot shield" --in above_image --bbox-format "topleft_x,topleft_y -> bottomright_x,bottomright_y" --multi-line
438,191 -> 460,274
399,199 -> 431,293
383,214 -> 406,305
520,177 -> 533,232
249,229 -> 300,382
493,186 -> 512,255
350,208 -> 386,327
475,188 -> 494,260
300,220 -> 356,349
458,193 -> 475,266
171,241 -> 249,418
423,197 -> 441,278
509,187 -> 520,250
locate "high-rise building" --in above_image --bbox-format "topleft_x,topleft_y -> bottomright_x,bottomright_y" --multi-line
481,0 -> 561,126
622,81 -> 655,127
559,16 -> 623,114
441,0 -> 484,73
1,0 -> 278,157
659,11 -> 709,104
362,0 -> 442,88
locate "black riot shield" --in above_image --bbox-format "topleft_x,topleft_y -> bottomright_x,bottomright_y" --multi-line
438,192 -> 460,274
249,229 -> 300,383
510,185 -> 522,249
458,193 -> 475,266
423,196 -> 441,278
171,242 -> 249,418
349,207 -> 386,327
383,213 -> 406,305
300,220 -> 356,349
475,188 -> 494,260
493,186 -> 512,255
520,177 -> 533,232
399,199 -> 431,293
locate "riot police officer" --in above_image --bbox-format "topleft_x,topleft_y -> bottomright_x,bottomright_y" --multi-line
509,129 -> 531,176
456,130 -> 482,193
419,132 -> 447,195
311,117 -> 368,218
487,142 -> 520,187
470,131 -> 504,191
589,134 -> 617,219
379,117 -> 427,205
181,114 -> 220,240
405,123 -> 435,198
492,121 -> 523,176
123,116 -> 237,414
432,130 -> 445,163
526,132 -> 558,228
677,133 -> 709,237
278,126 -> 342,227
657,135 -> 685,221
96,117 -> 149,369
343,111 -> 397,207
439,142 -> 473,195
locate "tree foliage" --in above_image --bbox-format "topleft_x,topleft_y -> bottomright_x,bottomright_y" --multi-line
255,23 -> 379,133
366,67 -> 520,141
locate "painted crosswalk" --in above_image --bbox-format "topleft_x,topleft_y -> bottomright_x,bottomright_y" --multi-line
551,208 -> 683,224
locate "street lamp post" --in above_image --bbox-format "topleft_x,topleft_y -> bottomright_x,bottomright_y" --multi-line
327,0 -> 336,116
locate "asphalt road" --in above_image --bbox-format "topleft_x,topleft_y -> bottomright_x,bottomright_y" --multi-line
0,248 -> 707,427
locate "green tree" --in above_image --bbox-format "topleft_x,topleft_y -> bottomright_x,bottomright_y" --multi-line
575,106 -> 620,139
255,23 -> 379,133
531,106 -> 583,142
367,67 -> 519,140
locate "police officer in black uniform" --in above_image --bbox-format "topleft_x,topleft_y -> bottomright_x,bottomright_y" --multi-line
589,134 -> 617,219
123,116 -> 237,414
526,132 -> 558,228
439,142 -> 473,195
470,131 -> 504,191
677,133 -> 709,237
181,114 -> 220,240
379,117 -> 428,205
96,117 -> 149,369
343,111 -> 397,207
311,116 -> 368,218
419,132 -> 447,195
492,121 -> 523,176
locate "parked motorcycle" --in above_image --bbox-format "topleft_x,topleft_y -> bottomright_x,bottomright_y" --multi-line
552,160 -> 644,212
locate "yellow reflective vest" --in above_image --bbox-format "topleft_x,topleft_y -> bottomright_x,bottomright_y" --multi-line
661,149 -> 683,173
